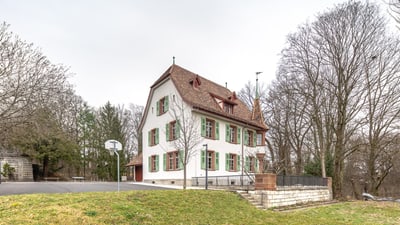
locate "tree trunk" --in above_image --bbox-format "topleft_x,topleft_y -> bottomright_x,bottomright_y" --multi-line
183,165 -> 187,190
43,155 -> 49,177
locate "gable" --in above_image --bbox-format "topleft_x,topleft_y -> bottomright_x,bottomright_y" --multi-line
139,64 -> 268,133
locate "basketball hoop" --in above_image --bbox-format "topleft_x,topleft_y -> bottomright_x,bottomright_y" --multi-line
104,140 -> 122,192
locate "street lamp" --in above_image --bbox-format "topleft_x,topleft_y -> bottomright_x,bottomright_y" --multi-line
105,140 -> 122,192
203,144 -> 208,190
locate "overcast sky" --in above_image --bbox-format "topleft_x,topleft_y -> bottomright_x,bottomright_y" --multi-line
0,0 -> 388,108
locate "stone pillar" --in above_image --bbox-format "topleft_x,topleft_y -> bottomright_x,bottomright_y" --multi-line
255,173 -> 276,190
256,152 -> 265,174
327,177 -> 333,200
254,152 -> 276,191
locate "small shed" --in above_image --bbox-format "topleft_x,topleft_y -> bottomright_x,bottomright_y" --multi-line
126,153 -> 143,182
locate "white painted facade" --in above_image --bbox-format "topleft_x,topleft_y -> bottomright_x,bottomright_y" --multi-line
142,77 -> 266,184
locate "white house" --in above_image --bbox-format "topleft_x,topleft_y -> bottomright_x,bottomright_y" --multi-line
138,64 -> 268,186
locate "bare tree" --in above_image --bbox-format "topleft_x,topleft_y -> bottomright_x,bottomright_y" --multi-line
360,35 -> 400,195
388,0 -> 400,29
168,95 -> 203,189
116,103 -> 144,165
264,81 -> 293,175
0,22 -> 70,141
279,23 -> 338,178
270,1 -> 393,199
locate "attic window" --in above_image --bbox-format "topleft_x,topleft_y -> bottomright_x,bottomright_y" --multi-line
210,93 -> 236,114
224,102 -> 233,114
190,75 -> 201,89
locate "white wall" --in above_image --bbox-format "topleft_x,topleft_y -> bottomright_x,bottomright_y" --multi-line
142,79 -> 265,182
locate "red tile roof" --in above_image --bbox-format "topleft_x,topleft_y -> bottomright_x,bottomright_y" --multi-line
126,153 -> 143,166
152,64 -> 268,131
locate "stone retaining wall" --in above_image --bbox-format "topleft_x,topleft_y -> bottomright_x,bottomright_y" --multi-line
0,156 -> 33,181
249,186 -> 332,209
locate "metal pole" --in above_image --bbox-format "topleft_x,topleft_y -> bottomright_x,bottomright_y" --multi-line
112,141 -> 120,192
204,144 -> 208,190
116,150 -> 120,192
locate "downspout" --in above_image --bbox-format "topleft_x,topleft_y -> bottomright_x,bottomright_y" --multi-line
241,126 -> 244,187
241,124 -> 248,187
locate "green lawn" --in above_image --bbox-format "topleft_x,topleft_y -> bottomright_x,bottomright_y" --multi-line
1,190 -> 399,225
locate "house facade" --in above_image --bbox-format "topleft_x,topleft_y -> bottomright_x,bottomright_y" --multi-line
139,64 -> 268,186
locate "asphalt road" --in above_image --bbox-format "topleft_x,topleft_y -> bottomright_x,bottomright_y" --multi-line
0,182 -> 173,196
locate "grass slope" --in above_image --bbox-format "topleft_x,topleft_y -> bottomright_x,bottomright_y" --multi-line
1,190 -> 400,225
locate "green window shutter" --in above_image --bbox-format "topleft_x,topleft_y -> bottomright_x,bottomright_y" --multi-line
253,131 -> 257,147
178,150 -> 184,170
201,150 -> 206,170
148,131 -> 151,146
245,156 -> 249,171
164,96 -> 169,112
148,156 -> 151,172
201,117 -> 206,137
156,100 -> 160,115
225,153 -> 229,171
155,128 -> 159,145
237,155 -> 241,172
215,152 -> 219,170
155,155 -> 159,172
215,121 -> 219,140
225,124 -> 230,142
166,123 -> 170,141
244,129 -> 249,146
163,153 -> 166,171
176,120 -> 181,138
237,128 -> 241,144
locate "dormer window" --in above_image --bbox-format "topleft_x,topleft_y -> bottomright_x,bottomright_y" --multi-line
190,75 -> 202,89
210,93 -> 236,114
224,102 -> 233,114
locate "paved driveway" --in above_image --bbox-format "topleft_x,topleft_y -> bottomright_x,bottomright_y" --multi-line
0,182 -> 173,196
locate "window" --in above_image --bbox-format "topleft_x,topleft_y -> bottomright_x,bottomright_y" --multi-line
148,128 -> 159,146
224,102 -> 234,114
211,93 -> 235,114
206,120 -> 213,138
225,153 -> 240,171
164,151 -> 182,171
257,132 -> 265,146
244,129 -> 256,147
157,96 -> 169,115
247,130 -> 253,146
166,120 -> 180,141
245,156 -> 258,173
201,117 -> 219,140
225,124 -> 240,144
148,155 -> 159,172
201,150 -> 219,171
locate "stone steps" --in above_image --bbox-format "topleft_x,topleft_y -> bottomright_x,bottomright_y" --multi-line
237,191 -> 266,210
237,190 -> 337,211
